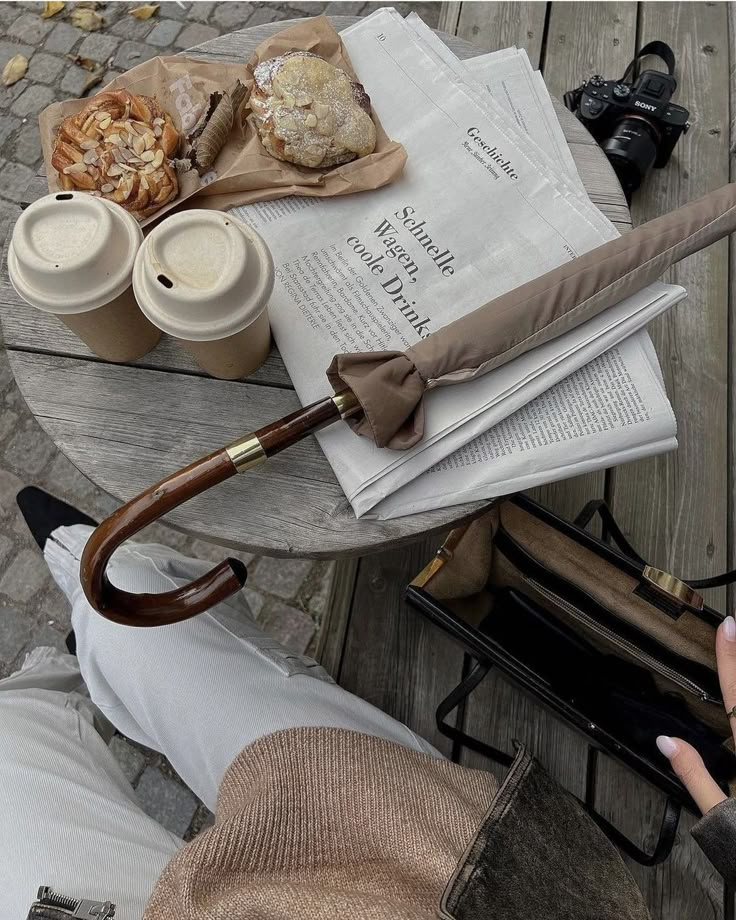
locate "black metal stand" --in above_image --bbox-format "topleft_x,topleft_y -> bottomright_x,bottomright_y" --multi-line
725,883 -> 735,920
435,652 -> 682,866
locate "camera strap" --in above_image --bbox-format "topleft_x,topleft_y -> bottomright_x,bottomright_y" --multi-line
621,40 -> 677,83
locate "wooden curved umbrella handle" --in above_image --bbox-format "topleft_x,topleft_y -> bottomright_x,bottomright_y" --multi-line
80,391 -> 361,627
80,448 -> 244,627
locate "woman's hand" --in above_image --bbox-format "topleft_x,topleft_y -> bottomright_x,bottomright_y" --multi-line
656,615 -> 736,814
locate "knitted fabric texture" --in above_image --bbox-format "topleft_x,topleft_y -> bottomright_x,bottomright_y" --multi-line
144,727 -> 498,919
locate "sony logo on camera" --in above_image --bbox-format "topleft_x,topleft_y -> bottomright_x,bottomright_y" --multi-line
634,100 -> 658,112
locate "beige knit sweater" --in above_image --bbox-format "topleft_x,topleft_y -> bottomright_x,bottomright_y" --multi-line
144,727 -> 498,919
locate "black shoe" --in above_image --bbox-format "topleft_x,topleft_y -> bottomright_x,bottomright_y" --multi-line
65,630 -> 77,656
16,486 -> 97,552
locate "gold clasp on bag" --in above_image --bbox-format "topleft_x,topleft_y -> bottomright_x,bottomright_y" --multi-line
411,544 -> 454,588
641,566 -> 704,611
410,525 -> 469,589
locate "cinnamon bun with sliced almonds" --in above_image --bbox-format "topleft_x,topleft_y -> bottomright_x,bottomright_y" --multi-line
51,89 -> 181,221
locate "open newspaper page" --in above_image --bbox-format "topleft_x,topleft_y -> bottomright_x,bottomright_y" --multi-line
233,8 -> 682,518
369,330 -> 677,518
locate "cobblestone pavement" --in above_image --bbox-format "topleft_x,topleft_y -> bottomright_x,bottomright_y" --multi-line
0,0 -> 441,839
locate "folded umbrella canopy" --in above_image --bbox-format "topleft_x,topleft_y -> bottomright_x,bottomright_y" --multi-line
81,182 -> 736,626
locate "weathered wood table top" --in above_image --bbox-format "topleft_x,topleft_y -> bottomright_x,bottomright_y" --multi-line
0,15 -> 628,559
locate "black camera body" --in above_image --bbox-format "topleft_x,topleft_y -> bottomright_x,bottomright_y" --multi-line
564,42 -> 690,200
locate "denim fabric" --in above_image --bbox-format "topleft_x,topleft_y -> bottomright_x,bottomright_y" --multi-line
441,746 -> 650,920
692,797 -> 736,887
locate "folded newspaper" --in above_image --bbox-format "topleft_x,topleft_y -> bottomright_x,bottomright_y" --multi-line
233,8 -> 682,520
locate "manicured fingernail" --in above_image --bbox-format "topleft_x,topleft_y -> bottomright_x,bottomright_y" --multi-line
724,616 -> 736,642
656,735 -> 678,758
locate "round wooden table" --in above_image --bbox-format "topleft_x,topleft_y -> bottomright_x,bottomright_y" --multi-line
0,17 -> 630,559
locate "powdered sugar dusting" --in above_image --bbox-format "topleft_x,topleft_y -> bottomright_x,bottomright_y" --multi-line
250,51 -> 376,169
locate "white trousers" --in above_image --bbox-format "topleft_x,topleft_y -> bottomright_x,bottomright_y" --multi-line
0,525 -> 437,920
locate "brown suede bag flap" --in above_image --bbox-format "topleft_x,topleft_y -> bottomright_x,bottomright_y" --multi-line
440,746 -> 650,920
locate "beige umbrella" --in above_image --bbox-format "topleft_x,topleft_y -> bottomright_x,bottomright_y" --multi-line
80,182 -> 736,626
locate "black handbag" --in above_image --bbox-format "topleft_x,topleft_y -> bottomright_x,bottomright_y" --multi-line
406,493 -> 736,868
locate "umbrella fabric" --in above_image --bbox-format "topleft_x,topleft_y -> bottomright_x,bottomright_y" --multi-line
328,182 -> 736,449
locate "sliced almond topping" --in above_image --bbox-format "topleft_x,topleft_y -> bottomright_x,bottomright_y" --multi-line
83,149 -> 98,164
304,113 -> 317,128
282,92 -> 295,107
98,117 -> 111,130
153,117 -> 164,126
112,147 -> 124,163
295,93 -> 312,107
313,102 -> 329,119
107,133 -> 122,146
80,138 -> 98,150
122,181 -> 133,200
140,175 -> 149,190
63,162 -> 88,175
93,110 -> 109,121
119,163 -> 137,172
144,132 -> 155,150
153,125 -> 162,137
106,163 -> 123,176
140,150 -> 156,162
152,149 -> 164,168
132,134 -> 145,155
101,183 -> 115,193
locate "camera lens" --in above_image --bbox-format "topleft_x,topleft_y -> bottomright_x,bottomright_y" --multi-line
601,116 -> 660,200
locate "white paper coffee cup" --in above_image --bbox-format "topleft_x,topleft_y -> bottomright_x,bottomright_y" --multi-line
7,191 -> 160,362
132,210 -> 274,380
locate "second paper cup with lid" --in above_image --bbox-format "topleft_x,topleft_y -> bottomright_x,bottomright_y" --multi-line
133,210 -> 274,380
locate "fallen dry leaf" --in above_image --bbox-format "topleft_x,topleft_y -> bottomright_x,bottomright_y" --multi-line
82,66 -> 105,94
71,7 -> 103,30
2,54 -> 28,87
130,3 -> 159,19
41,1 -> 65,18
66,54 -> 99,72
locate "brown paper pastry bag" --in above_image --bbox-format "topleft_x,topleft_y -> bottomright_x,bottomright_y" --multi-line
193,16 -> 406,209
38,56 -> 247,227
38,17 -> 406,222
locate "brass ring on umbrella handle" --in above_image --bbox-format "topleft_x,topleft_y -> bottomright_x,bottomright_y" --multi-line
80,390 -> 361,627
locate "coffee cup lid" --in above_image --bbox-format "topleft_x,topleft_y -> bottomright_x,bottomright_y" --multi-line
132,210 -> 274,342
7,192 -> 142,315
